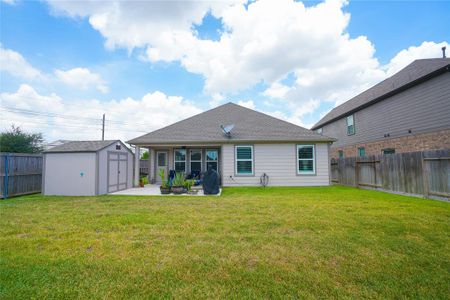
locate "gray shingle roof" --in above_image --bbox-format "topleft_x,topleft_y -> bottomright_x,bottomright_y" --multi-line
312,58 -> 450,129
128,103 -> 334,145
44,140 -> 119,153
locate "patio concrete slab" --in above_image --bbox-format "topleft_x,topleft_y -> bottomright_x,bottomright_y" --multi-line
109,184 -> 221,196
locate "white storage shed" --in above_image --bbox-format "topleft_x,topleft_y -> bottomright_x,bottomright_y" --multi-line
43,140 -> 134,196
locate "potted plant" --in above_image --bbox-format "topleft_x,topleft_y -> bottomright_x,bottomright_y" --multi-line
184,179 -> 195,194
158,169 -> 171,194
171,172 -> 185,194
139,177 -> 145,187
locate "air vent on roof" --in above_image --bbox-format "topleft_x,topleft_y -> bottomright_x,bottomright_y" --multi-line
442,46 -> 447,58
220,124 -> 235,137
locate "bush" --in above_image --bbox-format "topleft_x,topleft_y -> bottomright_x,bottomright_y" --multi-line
172,172 -> 185,187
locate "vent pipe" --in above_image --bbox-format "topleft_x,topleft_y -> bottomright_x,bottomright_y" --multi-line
442,46 -> 447,58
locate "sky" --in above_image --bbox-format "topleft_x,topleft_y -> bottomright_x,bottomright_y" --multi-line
0,0 -> 449,143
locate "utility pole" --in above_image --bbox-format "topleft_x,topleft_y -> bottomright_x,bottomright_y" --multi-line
102,113 -> 105,141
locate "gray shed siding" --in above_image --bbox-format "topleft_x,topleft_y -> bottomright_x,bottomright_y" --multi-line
221,143 -> 330,186
44,153 -> 97,196
98,143 -> 133,194
321,72 -> 450,148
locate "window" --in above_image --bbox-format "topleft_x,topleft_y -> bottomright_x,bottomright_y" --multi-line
157,152 -> 166,167
235,146 -> 253,175
338,150 -> 344,158
382,148 -> 395,155
358,147 -> 365,157
206,149 -> 218,172
174,149 -> 186,172
190,149 -> 202,173
297,145 -> 315,174
316,128 -> 323,134
347,114 -> 355,135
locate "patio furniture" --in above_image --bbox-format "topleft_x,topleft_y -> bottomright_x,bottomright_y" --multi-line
168,170 -> 176,186
203,169 -> 220,195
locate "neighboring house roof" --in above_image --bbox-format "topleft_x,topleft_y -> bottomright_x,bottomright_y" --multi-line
44,140 -> 120,153
311,58 -> 450,130
128,102 -> 334,145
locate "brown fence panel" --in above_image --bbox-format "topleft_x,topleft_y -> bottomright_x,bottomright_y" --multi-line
331,149 -> 449,200
423,149 -> 450,198
0,153 -> 43,198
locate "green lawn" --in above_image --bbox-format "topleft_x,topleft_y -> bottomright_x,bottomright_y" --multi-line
1,186 -> 449,299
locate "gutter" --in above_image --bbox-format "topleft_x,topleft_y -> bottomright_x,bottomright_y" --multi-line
128,137 -> 336,147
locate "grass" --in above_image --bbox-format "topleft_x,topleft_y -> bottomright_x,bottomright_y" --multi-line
0,186 -> 449,299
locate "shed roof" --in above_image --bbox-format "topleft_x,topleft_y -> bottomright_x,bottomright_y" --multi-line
311,58 -> 450,129
44,140 -> 119,153
128,102 -> 334,145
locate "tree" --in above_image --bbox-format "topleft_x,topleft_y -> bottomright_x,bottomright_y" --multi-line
0,125 -> 44,153
141,151 -> 149,160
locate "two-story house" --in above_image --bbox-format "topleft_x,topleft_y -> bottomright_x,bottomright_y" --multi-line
311,57 -> 450,158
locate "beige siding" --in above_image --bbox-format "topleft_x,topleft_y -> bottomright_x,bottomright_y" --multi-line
44,153 -> 97,196
222,143 -> 330,186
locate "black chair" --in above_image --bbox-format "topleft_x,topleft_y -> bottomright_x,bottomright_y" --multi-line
186,170 -> 200,180
168,170 -> 176,186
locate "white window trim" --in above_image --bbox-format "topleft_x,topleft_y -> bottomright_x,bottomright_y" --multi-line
347,114 -> 355,135
297,145 -> 315,175
235,145 -> 254,176
174,149 -> 186,173
206,149 -> 219,171
189,149 -> 202,172
156,151 -> 167,167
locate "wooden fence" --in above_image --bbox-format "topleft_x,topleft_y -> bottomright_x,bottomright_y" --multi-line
140,159 -> 149,175
331,149 -> 449,200
0,153 -> 43,199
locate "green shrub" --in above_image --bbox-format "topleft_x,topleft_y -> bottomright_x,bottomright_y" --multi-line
158,169 -> 170,188
184,179 -> 195,191
172,172 -> 185,187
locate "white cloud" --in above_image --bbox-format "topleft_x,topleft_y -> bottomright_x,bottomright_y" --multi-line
262,82 -> 290,99
384,41 -> 449,75
54,67 -> 109,93
0,46 -> 43,80
0,84 -> 202,142
1,46 -> 110,94
208,92 -> 225,108
44,0 -> 388,123
19,1 -> 450,128
237,100 -> 255,109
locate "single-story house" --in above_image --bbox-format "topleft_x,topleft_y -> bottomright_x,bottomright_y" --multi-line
43,140 -> 133,196
128,103 -> 335,187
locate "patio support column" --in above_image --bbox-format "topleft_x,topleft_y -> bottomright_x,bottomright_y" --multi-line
134,146 -> 140,187
148,147 -> 155,183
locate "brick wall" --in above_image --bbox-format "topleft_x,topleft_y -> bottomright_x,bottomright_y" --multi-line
331,129 -> 450,158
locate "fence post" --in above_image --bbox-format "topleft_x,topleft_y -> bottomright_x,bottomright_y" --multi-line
3,154 -> 9,199
355,158 -> 359,188
421,152 -> 429,198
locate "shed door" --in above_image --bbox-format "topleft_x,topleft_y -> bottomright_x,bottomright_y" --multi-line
118,153 -> 128,190
108,152 -> 128,193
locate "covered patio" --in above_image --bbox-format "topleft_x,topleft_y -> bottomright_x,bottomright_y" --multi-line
109,184 -> 221,196
133,145 -> 221,186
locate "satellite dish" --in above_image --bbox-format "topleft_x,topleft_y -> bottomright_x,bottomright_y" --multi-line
220,124 -> 235,137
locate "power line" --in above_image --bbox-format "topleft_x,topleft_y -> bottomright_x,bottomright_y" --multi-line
1,106 -> 102,123
1,106 -> 153,128
1,115 -> 148,133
